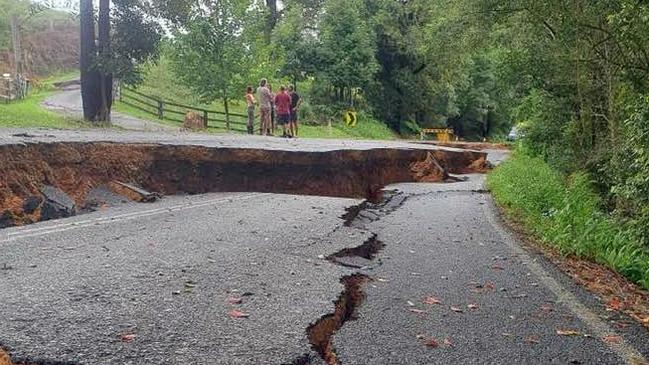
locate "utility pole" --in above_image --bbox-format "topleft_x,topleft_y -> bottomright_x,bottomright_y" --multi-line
10,14 -> 22,76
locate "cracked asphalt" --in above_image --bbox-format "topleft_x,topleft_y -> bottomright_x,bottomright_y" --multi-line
1,148 -> 648,364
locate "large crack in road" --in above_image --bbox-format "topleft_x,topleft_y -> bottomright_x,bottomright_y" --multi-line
0,141 -> 488,365
0,137 -> 508,365
288,191 -> 409,365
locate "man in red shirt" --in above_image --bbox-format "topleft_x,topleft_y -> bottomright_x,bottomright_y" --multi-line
274,86 -> 293,138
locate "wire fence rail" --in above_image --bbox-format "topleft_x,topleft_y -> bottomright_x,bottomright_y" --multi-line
119,85 -> 248,133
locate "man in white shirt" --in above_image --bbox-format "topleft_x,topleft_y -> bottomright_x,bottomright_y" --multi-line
257,79 -> 272,136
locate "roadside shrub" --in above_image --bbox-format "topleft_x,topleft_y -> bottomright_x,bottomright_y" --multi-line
513,89 -> 575,172
488,151 -> 649,290
610,96 -> 649,247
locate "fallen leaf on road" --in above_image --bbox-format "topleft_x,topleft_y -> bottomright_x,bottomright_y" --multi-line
468,303 -> 479,310
556,329 -> 581,336
606,297 -> 622,312
492,265 -> 505,271
229,309 -> 250,318
602,335 -> 622,344
443,337 -> 454,347
422,337 -> 439,348
450,306 -> 464,313
410,308 -> 426,314
524,335 -> 540,344
377,278 -> 389,283
121,334 -> 136,342
512,293 -> 528,299
423,296 -> 442,305
472,282 -> 496,294
227,297 -> 243,305
407,301 -> 416,307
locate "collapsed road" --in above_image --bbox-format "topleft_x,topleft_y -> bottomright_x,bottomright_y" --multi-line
0,130 -> 648,365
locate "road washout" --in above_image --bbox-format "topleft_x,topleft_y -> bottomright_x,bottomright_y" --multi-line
0,142 -> 489,365
0,142 -> 488,228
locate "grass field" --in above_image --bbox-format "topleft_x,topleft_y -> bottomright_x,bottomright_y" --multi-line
0,71 -> 87,129
488,150 -> 649,290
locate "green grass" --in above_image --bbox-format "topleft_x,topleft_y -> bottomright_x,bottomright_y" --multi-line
0,91 -> 85,129
116,57 -> 396,140
300,115 -> 396,140
488,150 -> 649,290
115,97 -> 396,140
0,70 -> 87,129
39,70 -> 80,85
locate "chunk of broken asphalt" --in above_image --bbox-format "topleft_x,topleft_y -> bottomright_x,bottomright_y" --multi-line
40,185 -> 76,221
22,196 -> 43,214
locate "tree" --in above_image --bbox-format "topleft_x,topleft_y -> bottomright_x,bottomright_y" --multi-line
80,0 -> 161,123
169,0 -> 250,126
318,0 -> 378,105
79,0 -> 101,122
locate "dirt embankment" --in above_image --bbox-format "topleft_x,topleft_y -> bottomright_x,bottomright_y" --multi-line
0,142 -> 487,228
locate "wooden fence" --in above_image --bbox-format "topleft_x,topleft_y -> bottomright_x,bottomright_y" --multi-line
119,86 -> 248,133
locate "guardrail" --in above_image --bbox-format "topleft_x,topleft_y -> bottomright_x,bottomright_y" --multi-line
119,85 -> 248,133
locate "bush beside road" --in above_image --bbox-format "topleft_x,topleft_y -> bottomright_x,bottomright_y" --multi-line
488,150 -> 649,291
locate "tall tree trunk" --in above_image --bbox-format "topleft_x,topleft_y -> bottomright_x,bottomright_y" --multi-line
80,0 -> 100,122
265,0 -> 278,44
10,15 -> 22,76
96,0 -> 112,123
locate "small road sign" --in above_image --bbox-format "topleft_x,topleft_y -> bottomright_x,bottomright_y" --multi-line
344,110 -> 357,127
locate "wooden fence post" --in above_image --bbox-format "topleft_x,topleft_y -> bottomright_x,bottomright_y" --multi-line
157,99 -> 164,120
224,98 -> 231,132
203,110 -> 208,127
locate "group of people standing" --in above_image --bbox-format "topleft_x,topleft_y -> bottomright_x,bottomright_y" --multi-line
246,78 -> 301,138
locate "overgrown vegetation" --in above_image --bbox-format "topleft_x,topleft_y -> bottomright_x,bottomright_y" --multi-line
488,152 -> 649,290
476,0 -> 649,289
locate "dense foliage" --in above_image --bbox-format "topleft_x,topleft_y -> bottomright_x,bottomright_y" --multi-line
147,1 -> 649,240
489,152 -> 649,290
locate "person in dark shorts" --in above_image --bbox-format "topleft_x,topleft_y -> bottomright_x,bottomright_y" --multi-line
274,86 -> 292,138
288,85 -> 301,138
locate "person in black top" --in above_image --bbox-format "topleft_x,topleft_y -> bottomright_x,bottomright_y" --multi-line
288,85 -> 301,138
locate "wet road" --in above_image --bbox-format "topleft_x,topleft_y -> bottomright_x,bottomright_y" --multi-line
0,151 -> 648,364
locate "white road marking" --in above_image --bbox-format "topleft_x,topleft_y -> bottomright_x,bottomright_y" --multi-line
1,193 -> 263,243
483,196 -> 648,365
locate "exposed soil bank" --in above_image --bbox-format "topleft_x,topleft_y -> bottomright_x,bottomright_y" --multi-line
0,142 -> 486,227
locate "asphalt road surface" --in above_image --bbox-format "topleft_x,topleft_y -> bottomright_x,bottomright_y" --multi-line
1,149 -> 648,364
